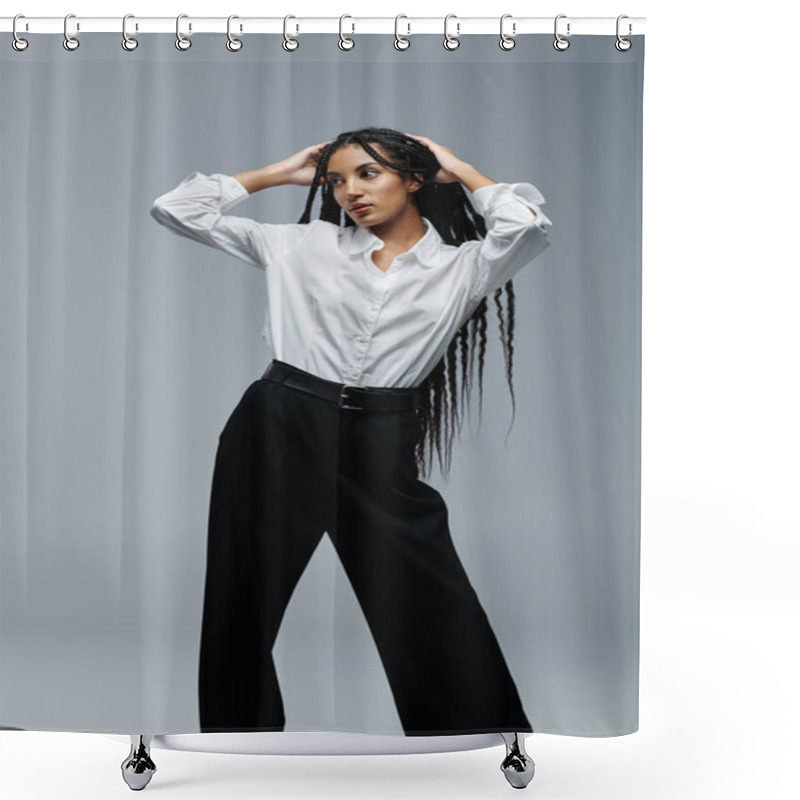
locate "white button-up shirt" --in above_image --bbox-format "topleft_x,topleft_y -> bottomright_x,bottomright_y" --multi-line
150,172 -> 552,387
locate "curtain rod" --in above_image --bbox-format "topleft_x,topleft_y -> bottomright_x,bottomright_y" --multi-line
1,16 -> 646,36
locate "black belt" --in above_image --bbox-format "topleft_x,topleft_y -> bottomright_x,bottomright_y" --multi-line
261,360 -> 421,412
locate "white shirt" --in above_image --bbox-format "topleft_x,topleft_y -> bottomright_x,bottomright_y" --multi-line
150,171 -> 552,388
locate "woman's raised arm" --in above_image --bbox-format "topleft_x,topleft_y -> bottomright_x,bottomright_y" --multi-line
234,140 -> 332,193
150,171 -> 301,271
463,181 -> 553,302
149,142 -> 333,269
230,163 -> 290,195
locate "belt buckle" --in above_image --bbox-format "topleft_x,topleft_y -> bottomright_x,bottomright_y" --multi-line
339,384 -> 363,411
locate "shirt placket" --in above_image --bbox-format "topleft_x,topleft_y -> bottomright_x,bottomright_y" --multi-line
344,273 -> 391,385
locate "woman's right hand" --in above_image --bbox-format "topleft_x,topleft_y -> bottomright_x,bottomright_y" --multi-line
278,141 -> 332,187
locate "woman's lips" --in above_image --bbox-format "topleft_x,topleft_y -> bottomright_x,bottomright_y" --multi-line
351,204 -> 372,215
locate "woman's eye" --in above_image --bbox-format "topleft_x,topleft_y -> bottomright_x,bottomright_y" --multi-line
329,171 -> 376,186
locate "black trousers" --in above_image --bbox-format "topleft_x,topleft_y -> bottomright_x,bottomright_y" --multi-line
198,359 -> 532,735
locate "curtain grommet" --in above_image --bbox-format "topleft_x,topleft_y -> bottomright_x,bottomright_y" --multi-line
499,14 -> 516,50
12,14 -> 29,52
283,15 -> 299,51
443,14 -> 460,51
226,15 -> 243,52
63,13 -> 80,51
121,14 -> 138,51
175,14 -> 191,51
554,14 -> 570,51
394,15 -> 410,50
338,14 -> 355,50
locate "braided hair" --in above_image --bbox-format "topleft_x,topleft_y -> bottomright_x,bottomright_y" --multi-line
297,127 -> 517,481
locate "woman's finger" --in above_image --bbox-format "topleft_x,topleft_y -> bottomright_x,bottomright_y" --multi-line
409,134 -> 433,149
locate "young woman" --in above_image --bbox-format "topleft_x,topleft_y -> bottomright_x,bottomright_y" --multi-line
150,127 -> 552,737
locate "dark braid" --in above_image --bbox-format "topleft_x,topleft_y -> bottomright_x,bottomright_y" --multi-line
299,126 -> 519,481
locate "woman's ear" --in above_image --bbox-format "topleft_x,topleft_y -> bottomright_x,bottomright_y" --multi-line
406,172 -> 425,192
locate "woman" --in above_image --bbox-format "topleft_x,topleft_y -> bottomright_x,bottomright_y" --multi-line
150,127 -> 552,736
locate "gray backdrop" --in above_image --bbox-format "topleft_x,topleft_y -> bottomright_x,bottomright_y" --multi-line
1,33 -> 643,736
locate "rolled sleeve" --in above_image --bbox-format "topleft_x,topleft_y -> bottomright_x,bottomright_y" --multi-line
467,181 -> 552,300
471,181 -> 553,228
149,171 -> 281,270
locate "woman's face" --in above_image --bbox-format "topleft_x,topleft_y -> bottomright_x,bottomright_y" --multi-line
325,143 -> 420,227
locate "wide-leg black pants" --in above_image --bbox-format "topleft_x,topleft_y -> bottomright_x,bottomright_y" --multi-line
198,359 -> 532,735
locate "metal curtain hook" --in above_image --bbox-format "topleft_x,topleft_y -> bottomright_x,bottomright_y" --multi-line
63,13 -> 79,51
12,14 -> 29,52
338,14 -> 354,50
443,14 -> 460,51
499,14 -> 516,50
227,15 -> 243,51
394,14 -> 410,50
122,14 -> 138,51
615,14 -> 632,51
554,14 -> 570,51
175,14 -> 191,50
283,15 -> 299,51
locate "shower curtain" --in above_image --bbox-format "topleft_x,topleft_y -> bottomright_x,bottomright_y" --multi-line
0,30 -> 643,738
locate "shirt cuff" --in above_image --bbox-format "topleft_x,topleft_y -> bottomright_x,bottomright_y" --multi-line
218,173 -> 251,210
179,171 -> 250,212
471,181 -> 552,227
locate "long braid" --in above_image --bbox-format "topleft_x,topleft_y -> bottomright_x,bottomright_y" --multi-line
300,127 -> 519,480
503,279 -> 517,447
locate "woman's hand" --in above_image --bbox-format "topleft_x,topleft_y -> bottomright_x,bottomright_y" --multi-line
278,141 -> 332,187
404,134 -> 468,184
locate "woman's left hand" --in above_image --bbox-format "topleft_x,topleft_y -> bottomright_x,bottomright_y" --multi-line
404,134 -> 467,184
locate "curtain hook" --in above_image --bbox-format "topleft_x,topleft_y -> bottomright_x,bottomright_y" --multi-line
12,14 -> 29,52
227,15 -> 243,52
63,13 -> 80,51
338,15 -> 355,51
122,14 -> 138,51
175,14 -> 191,51
499,14 -> 516,51
615,14 -> 632,51
554,14 -> 570,51
443,14 -> 460,51
283,15 -> 299,51
394,15 -> 410,50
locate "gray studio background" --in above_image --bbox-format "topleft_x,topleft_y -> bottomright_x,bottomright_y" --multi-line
0,34 -> 643,736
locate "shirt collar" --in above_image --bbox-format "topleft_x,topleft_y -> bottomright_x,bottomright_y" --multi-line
345,216 -> 444,268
